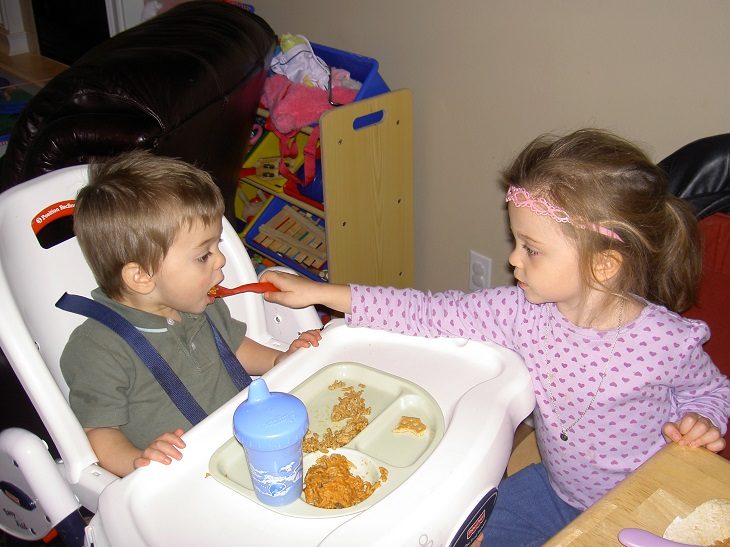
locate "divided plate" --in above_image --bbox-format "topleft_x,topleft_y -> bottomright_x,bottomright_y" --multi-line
209,361 -> 445,517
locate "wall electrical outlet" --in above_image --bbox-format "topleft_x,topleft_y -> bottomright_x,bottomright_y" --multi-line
469,250 -> 492,292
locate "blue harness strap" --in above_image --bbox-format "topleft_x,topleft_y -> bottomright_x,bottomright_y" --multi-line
56,293 -> 252,425
204,314 -> 252,391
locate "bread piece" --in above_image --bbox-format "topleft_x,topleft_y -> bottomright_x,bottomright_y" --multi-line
663,498 -> 730,545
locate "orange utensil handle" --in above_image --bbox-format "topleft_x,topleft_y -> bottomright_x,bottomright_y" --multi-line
246,282 -> 279,293
208,282 -> 280,298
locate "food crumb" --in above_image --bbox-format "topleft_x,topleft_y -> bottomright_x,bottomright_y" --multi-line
393,416 -> 427,436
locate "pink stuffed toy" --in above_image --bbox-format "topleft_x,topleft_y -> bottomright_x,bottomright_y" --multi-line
260,74 -> 358,187
261,74 -> 357,134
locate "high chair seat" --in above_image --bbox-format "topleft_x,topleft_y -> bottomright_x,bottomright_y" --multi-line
0,165 -> 322,543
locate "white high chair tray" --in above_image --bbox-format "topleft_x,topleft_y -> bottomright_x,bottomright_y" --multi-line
89,321 -> 534,547
209,361 -> 445,518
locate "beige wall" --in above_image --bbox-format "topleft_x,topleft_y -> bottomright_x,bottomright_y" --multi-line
256,1 -> 730,291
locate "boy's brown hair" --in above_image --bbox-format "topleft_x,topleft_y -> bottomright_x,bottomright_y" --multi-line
502,128 -> 701,313
74,150 -> 225,299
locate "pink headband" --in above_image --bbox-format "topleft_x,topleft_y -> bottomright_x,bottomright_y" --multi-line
506,186 -> 623,242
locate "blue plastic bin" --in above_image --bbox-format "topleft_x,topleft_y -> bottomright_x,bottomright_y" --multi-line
313,43 -> 389,102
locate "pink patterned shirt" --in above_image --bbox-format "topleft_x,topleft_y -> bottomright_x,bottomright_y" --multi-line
346,284 -> 730,509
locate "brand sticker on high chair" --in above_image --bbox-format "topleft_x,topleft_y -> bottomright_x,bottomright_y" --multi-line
32,200 -> 75,234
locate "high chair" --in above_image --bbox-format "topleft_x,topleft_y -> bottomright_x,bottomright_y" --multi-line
0,166 -> 535,547
0,165 -> 322,545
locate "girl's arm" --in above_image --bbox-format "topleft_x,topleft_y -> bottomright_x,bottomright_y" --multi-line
666,329 -> 730,450
260,270 -> 352,313
262,271 -> 521,346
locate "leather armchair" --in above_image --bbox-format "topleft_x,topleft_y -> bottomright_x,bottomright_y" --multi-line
660,133 -> 730,218
0,0 -> 276,223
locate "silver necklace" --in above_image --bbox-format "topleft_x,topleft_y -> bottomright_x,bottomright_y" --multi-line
540,299 -> 625,441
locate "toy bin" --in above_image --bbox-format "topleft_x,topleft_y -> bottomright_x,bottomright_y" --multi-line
244,196 -> 327,282
283,43 -> 389,206
313,43 -> 389,102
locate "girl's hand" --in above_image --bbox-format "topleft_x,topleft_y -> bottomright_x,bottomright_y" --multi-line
260,270 -> 352,314
662,412 -> 726,452
260,270 -> 322,308
134,428 -> 186,469
275,329 -> 323,365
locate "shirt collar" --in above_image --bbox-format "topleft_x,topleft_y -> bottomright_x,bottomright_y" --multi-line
90,287 -> 203,330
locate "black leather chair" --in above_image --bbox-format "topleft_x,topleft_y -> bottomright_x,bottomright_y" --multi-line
0,0 -> 276,223
659,133 -> 730,218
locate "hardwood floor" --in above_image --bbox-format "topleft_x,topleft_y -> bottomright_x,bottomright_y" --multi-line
0,51 -> 66,84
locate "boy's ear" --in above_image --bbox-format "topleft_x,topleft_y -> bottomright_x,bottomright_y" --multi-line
592,250 -> 622,282
121,262 -> 154,294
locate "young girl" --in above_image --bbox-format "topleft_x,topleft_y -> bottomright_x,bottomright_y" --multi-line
260,129 -> 730,546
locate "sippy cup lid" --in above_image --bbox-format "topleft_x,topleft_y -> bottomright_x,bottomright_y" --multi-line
233,378 -> 309,450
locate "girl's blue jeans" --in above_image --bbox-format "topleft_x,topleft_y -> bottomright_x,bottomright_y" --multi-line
481,463 -> 582,547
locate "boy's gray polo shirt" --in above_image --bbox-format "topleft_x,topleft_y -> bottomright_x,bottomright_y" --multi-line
61,288 -> 248,449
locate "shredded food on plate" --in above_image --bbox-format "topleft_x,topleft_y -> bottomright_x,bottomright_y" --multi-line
303,453 -> 386,509
302,381 -> 371,453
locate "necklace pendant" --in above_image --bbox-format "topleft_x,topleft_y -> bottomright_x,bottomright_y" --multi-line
560,431 -> 568,441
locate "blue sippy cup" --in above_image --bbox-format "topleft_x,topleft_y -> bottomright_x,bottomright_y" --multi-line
233,378 -> 309,506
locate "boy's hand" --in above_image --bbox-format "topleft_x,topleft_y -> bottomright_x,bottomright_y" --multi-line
662,412 -> 726,452
134,428 -> 186,469
274,329 -> 323,365
291,328 -> 322,350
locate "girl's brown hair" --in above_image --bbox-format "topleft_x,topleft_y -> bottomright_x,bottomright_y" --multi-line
75,150 -> 225,299
501,128 -> 701,312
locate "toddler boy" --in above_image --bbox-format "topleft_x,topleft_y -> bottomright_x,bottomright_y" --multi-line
61,150 -> 320,476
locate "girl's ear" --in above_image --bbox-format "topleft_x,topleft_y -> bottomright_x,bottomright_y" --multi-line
121,262 -> 155,295
592,250 -> 622,282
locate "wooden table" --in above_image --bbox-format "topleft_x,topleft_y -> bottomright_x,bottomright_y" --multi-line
544,443 -> 730,546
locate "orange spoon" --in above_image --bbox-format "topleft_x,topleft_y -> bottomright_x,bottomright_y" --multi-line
208,282 -> 279,298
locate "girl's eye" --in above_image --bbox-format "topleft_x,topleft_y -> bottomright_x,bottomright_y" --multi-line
197,252 -> 212,263
522,244 -> 538,257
